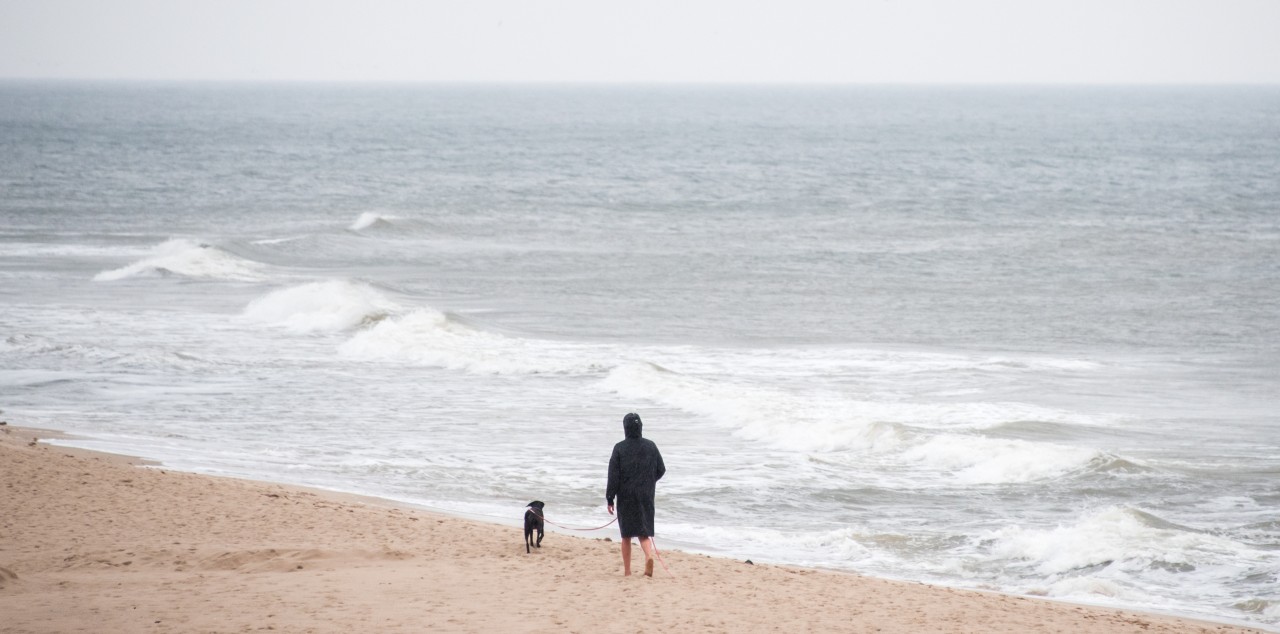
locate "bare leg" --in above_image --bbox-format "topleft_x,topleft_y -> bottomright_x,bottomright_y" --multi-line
639,537 -> 656,577
620,538 -> 632,576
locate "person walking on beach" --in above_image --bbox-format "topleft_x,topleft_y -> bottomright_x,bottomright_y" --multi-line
606,412 -> 666,577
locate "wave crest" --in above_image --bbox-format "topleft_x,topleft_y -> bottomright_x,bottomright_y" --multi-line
338,309 -> 607,374
989,507 -> 1257,578
600,361 -> 906,452
349,212 -> 399,232
899,434 -> 1102,484
93,238 -> 265,282
239,280 -> 401,333
599,361 -> 1114,466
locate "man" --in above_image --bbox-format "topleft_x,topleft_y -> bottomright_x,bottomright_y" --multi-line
606,412 -> 666,577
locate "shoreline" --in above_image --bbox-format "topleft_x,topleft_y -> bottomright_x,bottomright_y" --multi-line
0,424 -> 1268,633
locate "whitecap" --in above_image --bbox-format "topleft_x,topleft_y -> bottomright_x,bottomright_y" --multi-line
599,361 -> 1108,457
898,434 -> 1100,484
93,238 -> 265,282
349,212 -> 398,232
239,280 -> 401,333
988,507 -> 1260,577
338,308 -> 608,374
601,361 -> 911,452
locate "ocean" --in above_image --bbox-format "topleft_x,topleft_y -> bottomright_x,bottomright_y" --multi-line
2,82 -> 1277,629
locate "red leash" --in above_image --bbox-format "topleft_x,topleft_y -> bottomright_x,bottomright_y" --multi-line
527,507 -> 618,532
650,537 -> 676,579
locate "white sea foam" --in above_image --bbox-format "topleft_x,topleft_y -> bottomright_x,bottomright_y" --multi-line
600,361 -> 903,452
1035,577 -> 1150,602
661,522 -> 876,563
786,526 -> 882,562
898,434 -> 1101,484
600,361 -> 1104,463
1,333 -> 207,370
239,280 -> 400,333
93,238 -> 265,282
989,507 -> 1257,577
338,308 -> 608,374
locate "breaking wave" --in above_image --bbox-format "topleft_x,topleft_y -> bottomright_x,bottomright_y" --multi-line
988,507 -> 1276,603
337,309 -> 610,374
349,212 -> 399,232
93,238 -> 266,282
898,434 -> 1103,484
600,361 -> 907,452
239,280 -> 401,333
598,361 -> 1119,486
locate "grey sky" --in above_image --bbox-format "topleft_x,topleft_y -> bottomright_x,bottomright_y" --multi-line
2,0 -> 1277,83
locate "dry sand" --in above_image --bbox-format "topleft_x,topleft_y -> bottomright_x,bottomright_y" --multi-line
0,425 -> 1266,634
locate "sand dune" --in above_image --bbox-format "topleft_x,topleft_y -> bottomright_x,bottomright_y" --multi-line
0,425 -> 1265,633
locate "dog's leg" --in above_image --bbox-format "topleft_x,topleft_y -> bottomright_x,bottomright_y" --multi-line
536,526 -> 544,548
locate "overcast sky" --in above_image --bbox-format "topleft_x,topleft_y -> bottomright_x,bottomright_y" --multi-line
2,0 -> 1278,83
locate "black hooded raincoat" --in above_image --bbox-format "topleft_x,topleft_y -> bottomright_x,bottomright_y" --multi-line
605,415 -> 666,538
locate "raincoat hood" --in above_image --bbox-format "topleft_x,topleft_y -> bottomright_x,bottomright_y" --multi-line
623,412 -> 643,439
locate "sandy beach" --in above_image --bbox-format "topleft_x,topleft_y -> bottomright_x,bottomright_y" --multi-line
0,425 -> 1265,634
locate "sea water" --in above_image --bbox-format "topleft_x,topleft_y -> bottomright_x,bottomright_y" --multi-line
2,82 -> 1277,629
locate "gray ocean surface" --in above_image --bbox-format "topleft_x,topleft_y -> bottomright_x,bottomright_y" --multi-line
2,82 -> 1278,628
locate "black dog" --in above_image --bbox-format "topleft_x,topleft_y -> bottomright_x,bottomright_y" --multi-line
524,501 -> 545,554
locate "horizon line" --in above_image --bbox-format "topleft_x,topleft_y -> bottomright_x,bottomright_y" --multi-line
2,77 -> 1278,88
